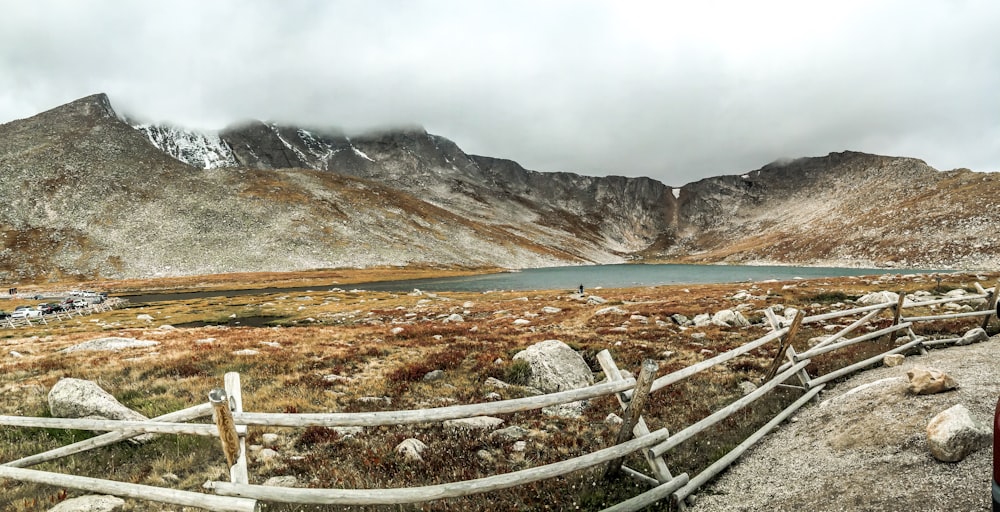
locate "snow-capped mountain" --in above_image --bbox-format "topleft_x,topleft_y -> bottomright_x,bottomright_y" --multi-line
133,124 -> 237,169
1,92 -> 998,282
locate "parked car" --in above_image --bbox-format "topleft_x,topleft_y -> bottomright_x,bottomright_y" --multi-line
11,306 -> 42,319
37,303 -> 62,314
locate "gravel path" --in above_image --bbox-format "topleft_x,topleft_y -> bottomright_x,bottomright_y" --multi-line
691,336 -> 999,512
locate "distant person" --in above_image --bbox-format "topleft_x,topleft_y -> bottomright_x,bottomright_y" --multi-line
578,284 -> 584,295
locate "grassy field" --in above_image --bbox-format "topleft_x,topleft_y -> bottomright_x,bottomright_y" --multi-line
1,268 -> 996,511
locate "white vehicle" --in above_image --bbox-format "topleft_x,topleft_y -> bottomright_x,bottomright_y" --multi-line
11,306 -> 42,319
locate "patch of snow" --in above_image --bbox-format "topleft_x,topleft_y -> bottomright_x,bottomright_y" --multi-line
352,146 -> 375,162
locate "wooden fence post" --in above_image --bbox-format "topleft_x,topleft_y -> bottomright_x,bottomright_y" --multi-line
981,281 -> 1000,331
597,350 -> 674,484
224,372 -> 250,485
888,291 -> 906,344
604,359 -> 658,479
762,310 -> 803,383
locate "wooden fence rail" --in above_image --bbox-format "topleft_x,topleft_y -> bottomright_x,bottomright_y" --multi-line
0,284 -> 996,511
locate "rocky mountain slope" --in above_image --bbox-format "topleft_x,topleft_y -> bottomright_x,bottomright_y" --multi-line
1,93 -> 998,282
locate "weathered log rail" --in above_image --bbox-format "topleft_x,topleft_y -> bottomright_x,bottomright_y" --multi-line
0,283 -> 996,511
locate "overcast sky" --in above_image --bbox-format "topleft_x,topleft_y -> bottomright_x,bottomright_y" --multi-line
1,1 -> 998,185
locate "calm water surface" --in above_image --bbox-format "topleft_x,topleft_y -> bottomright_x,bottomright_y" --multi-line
125,264 -> 942,303
355,264 -> 939,293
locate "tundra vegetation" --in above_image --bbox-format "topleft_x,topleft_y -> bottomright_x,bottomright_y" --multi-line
0,268 -> 996,511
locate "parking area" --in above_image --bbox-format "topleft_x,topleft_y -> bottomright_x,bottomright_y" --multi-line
1,291 -> 127,329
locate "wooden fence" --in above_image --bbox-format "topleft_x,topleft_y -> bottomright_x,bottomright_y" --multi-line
1,283 -> 997,511
1,298 -> 128,329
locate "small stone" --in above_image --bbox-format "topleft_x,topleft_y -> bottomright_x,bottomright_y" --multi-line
443,313 -> 464,323
955,327 -> 988,346
263,475 -> 299,487
513,318 -> 531,326
906,367 -> 959,395
738,381 -> 758,396
512,440 -> 527,452
605,413 -> 624,425
232,349 -> 259,356
390,327 -> 405,335
261,433 -> 280,447
883,354 -> 905,367
492,425 -> 530,441
541,306 -> 562,314
395,438 -> 428,462
444,416 -> 504,431
423,369 -> 445,381
257,448 -> 279,461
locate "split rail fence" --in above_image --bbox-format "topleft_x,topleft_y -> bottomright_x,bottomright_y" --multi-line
1,283 -> 997,511
1,298 -> 128,329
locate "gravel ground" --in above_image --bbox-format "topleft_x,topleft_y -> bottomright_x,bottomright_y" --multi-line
691,336 -> 999,512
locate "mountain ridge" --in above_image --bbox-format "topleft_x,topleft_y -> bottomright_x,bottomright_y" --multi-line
1,93 -> 997,282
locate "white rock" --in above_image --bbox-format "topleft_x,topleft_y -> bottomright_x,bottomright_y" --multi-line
512,340 -> 594,393
926,404 -> 991,462
444,416 -> 504,431
136,314 -> 154,322
955,327 -> 988,346
541,306 -> 562,314
513,318 -> 531,326
48,379 -> 147,423
48,495 -> 125,512
443,313 -> 464,323
395,438 -> 428,462
233,349 -> 259,356
390,327 -> 405,335
693,313 -> 712,327
61,337 -> 159,353
263,476 -> 298,487
595,306 -> 627,315
262,433 -> 280,447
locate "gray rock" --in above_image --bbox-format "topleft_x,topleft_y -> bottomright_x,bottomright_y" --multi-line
444,416 -> 504,431
48,379 -> 147,423
492,425 -> 531,441
594,306 -> 627,315
263,476 -> 299,487
423,369 -> 445,381
512,339 -> 594,393
738,381 -> 758,396
395,438 -> 428,462
955,327 -> 988,346
261,432 -> 280,447
542,400 -> 587,418
48,495 -> 125,512
61,337 -> 158,353
712,309 -> 750,327
926,404 -> 991,462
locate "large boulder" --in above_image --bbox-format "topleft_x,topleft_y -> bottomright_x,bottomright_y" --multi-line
48,495 -> 125,512
512,340 -> 594,393
48,378 -> 148,423
926,404 -> 991,462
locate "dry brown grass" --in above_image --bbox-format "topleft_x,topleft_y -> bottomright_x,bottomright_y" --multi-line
1,269 -> 997,511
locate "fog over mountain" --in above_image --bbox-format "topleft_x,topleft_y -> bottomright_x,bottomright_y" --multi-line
1,1 -> 998,185
1,94 -> 998,282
